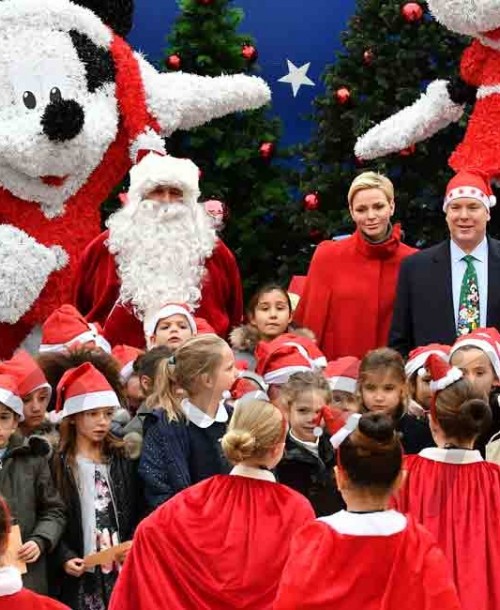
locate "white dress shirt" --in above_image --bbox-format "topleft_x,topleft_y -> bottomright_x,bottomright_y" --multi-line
450,237 -> 488,328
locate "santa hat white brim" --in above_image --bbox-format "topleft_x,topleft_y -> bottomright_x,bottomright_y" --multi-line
449,338 -> 500,379
144,304 -> 197,338
263,365 -> 312,386
328,376 -> 356,394
0,388 -> 24,421
405,350 -> 450,378
61,390 -> 120,419
429,366 -> 463,393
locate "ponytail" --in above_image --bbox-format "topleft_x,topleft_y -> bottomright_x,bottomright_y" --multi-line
145,357 -> 184,422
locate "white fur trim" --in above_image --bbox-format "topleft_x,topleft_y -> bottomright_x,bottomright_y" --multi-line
39,329 -> 98,353
405,350 -> 450,378
477,84 -> 500,100
429,366 -> 463,392
328,376 -> 356,394
143,304 -> 197,338
0,225 -> 68,324
354,80 -> 464,160
263,365 -> 312,386
0,566 -> 23,596
450,338 -> 500,378
88,324 -> 111,354
129,128 -> 167,164
428,1 -> 500,38
61,390 -> 120,418
444,187 -> 494,211
230,464 -> 276,482
314,356 -> 327,368
120,361 -> 135,382
181,398 -> 228,428
419,447 -> 483,464
329,413 -> 362,449
319,510 -> 407,536
0,387 -> 24,420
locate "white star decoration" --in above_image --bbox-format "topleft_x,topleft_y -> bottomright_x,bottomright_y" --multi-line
278,60 -> 315,97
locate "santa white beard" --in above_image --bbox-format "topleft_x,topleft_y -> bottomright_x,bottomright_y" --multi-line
107,198 -> 217,318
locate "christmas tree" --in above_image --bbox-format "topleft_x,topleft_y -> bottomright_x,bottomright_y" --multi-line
163,0 -> 299,295
296,0 -> 472,265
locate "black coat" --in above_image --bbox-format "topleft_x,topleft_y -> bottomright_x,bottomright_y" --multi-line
0,433 -> 66,595
276,433 -> 345,517
50,448 -> 141,608
389,237 -> 500,358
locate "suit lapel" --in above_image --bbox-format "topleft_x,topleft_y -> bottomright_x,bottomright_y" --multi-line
487,237 -> 500,326
432,240 -> 456,339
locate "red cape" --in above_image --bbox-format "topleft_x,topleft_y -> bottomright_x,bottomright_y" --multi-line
73,230 -> 243,346
274,517 -> 461,610
109,475 -> 314,610
0,588 -> 69,610
393,453 -> 500,610
294,225 -> 417,360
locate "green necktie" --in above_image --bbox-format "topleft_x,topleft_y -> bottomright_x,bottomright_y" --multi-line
457,254 -> 480,336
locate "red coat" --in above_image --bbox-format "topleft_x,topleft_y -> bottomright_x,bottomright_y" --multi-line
109,474 -> 314,610
294,225 -> 417,360
73,230 -> 243,347
274,515 -> 461,610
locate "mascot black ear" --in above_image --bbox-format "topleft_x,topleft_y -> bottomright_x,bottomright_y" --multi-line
71,0 -> 134,38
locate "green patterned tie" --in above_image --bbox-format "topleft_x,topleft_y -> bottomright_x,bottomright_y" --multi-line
457,255 -> 480,336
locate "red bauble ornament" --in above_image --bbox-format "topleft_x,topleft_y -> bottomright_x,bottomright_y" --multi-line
197,0 -> 214,4
399,144 -> 416,156
242,44 -> 258,62
401,2 -> 423,22
166,54 -> 181,71
259,142 -> 274,160
304,193 -> 320,211
363,49 -> 374,65
335,87 -> 351,105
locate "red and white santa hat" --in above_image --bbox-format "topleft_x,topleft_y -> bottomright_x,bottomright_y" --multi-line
40,305 -> 111,353
424,354 -> 463,393
111,345 -> 144,383
231,369 -> 269,402
449,327 -> 500,379
324,357 -> 360,394
128,153 -> 201,205
55,362 -> 120,419
143,303 -> 198,340
405,344 -> 451,378
255,342 -> 314,385
0,351 -> 51,399
270,333 -> 327,369
0,374 -> 24,421
443,171 -> 496,211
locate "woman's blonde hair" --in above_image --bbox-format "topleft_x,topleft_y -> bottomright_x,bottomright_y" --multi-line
146,334 -> 228,422
222,399 -> 285,464
348,172 -> 394,207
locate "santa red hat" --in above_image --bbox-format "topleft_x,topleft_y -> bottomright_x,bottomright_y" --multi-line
40,305 -> 111,353
0,374 -> 24,421
128,154 -> 200,205
449,327 -> 500,379
405,344 -> 451,378
194,317 -> 216,335
255,342 -> 313,385
0,351 -> 51,399
424,354 -> 463,393
270,333 -> 327,369
55,362 -> 120,419
231,370 -> 269,402
112,345 -> 144,382
143,303 -> 197,339
443,171 -> 496,211
324,357 -> 360,394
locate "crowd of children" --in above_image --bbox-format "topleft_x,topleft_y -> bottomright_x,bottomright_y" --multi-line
0,281 -> 499,609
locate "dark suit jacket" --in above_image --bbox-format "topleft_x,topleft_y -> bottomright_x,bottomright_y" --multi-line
389,236 -> 500,357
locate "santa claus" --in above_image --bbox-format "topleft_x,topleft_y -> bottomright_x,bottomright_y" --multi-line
73,152 -> 243,348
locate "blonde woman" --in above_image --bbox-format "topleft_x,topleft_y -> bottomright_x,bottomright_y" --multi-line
110,399 -> 314,610
295,172 -> 416,360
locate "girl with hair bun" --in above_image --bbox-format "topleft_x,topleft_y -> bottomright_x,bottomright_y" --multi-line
274,412 -> 461,610
394,354 -> 500,610
0,496 -> 69,609
109,400 -> 315,610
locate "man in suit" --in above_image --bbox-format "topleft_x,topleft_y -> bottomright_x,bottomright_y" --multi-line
390,171 -> 500,357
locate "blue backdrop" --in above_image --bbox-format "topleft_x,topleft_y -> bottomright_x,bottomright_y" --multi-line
128,1 -> 355,146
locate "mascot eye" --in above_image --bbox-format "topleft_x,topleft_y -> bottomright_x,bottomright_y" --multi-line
22,91 -> 37,110
50,87 -> 62,103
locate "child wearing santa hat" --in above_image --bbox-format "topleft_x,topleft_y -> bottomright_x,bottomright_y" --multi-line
274,412 -> 461,610
405,343 -> 451,417
0,373 -> 65,596
276,371 -> 344,517
50,362 -> 141,610
0,496 -> 69,610
394,354 -> 500,610
143,303 -> 199,351
324,357 -> 360,414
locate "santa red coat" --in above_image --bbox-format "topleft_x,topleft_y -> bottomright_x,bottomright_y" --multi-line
109,472 -> 314,610
393,448 -> 500,610
274,512 -> 461,610
0,567 -> 69,609
73,230 -> 243,347
294,224 -> 417,360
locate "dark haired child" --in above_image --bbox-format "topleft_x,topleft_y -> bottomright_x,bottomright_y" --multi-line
276,372 -> 344,517
0,496 -> 69,610
51,363 -> 140,610
274,412 -> 461,609
405,344 -> 450,415
0,373 -> 65,596
358,347 -> 434,454
394,354 -> 500,610
324,357 -> 360,414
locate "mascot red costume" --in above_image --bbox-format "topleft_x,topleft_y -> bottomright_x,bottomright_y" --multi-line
355,0 -> 500,180
0,0 -> 270,358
